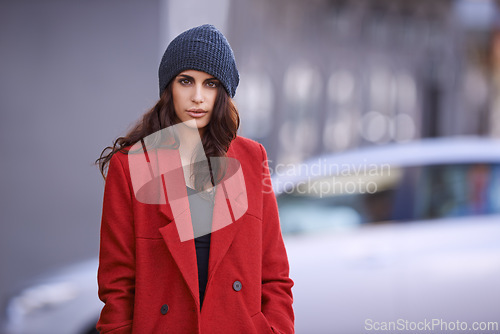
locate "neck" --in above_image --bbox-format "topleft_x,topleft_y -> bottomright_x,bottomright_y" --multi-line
177,124 -> 204,164
176,125 -> 211,190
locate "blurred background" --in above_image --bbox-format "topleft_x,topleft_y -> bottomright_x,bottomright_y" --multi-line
1,0 -> 499,333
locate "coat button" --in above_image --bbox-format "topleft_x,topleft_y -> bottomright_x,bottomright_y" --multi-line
160,304 -> 169,315
233,280 -> 242,291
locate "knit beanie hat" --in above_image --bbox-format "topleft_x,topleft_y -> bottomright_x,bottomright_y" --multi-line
158,24 -> 239,98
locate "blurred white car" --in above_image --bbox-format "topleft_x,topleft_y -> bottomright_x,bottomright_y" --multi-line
3,259 -> 101,334
276,137 -> 500,333
3,137 -> 500,334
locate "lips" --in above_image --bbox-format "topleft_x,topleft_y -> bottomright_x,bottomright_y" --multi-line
186,109 -> 208,118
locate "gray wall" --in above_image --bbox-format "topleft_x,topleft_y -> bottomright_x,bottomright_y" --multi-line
0,0 -> 160,306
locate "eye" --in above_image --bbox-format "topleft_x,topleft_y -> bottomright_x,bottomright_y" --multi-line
178,78 -> 191,85
206,81 -> 219,88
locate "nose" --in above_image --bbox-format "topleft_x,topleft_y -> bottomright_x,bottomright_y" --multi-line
191,85 -> 205,103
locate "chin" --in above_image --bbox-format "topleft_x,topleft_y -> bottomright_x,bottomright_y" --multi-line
194,119 -> 210,128
187,122 -> 209,134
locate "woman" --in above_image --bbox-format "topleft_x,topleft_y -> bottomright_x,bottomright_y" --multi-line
95,24 -> 294,333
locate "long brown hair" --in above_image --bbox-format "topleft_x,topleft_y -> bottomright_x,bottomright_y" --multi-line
95,81 -> 240,191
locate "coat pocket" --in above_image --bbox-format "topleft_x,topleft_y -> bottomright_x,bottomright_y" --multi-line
250,311 -> 274,334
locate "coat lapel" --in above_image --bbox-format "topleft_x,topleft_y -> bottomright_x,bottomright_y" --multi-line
158,212 -> 200,306
207,154 -> 248,283
154,144 -> 249,305
154,147 -> 199,307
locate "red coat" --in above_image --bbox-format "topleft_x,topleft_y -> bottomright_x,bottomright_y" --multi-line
96,136 -> 294,333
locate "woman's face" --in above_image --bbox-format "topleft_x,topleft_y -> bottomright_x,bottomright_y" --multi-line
172,70 -> 220,133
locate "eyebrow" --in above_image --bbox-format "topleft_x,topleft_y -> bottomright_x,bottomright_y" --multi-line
177,74 -> 219,82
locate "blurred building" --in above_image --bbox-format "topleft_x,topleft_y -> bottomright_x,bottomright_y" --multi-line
229,0 -> 497,168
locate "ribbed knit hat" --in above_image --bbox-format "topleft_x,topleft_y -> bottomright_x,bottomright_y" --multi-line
158,24 -> 239,98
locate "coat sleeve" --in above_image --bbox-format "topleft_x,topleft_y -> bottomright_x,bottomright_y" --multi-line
96,153 -> 135,334
259,144 -> 295,334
